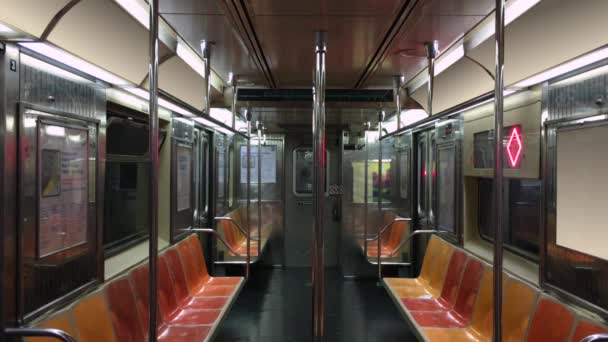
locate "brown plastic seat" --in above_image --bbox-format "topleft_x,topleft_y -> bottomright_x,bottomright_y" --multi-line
390,236 -> 453,299
384,236 -> 450,290
411,260 -> 485,329
105,277 -> 146,342
572,321 -> 608,342
71,292 -> 118,342
526,298 -> 575,342
402,250 -> 468,311
163,247 -> 230,310
27,314 -> 77,342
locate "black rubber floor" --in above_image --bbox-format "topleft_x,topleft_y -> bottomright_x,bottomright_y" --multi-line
214,268 -> 418,342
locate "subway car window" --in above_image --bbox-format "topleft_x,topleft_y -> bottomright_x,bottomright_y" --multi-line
478,178 -> 541,258
436,145 -> 456,232
104,115 -> 151,254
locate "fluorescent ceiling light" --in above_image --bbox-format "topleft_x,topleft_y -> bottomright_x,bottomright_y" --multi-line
434,44 -> 465,76
0,22 -> 15,34
123,87 -> 194,117
512,47 -> 608,88
209,107 -> 233,125
177,42 -> 206,78
20,54 -> 88,83
20,42 -> 130,85
401,109 -> 429,127
194,117 -> 234,136
505,0 -> 541,25
114,0 -> 149,29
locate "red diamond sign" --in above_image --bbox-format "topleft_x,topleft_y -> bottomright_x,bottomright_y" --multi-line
506,125 -> 523,168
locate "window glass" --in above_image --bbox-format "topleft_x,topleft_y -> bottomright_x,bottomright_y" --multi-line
437,146 -> 456,232
293,148 -> 329,196
104,115 -> 150,254
478,178 -> 541,258
417,140 -> 426,215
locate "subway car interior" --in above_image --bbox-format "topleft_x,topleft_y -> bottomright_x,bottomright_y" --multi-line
2,0 -> 608,341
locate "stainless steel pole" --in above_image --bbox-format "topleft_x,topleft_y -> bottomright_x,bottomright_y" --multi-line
202,40 -> 211,116
147,0 -> 159,340
312,31 -> 326,342
257,123 -> 262,257
245,110 -> 252,279
231,74 -> 238,129
493,0 -> 505,341
363,122 -> 369,258
393,76 -> 402,130
377,110 -> 384,280
425,41 -> 438,116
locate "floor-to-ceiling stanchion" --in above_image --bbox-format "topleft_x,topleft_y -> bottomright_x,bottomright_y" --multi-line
425,41 -> 438,115
363,122 -> 370,258
147,0 -> 160,340
257,122 -> 262,258
202,40 -> 212,116
377,110 -> 384,280
230,74 -> 238,129
493,0 -> 506,341
312,31 -> 326,342
245,109 -> 252,279
393,76 -> 402,130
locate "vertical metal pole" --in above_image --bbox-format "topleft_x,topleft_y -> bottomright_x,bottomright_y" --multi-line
312,31 -> 326,342
230,74 -> 238,129
363,123 -> 369,258
377,111 -> 384,280
257,123 -> 262,257
201,40 -> 211,116
148,0 -> 160,340
425,41 -> 438,116
245,110 -> 252,279
393,76 -> 402,130
493,0 -> 505,341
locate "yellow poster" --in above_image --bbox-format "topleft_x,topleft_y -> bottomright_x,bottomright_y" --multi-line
352,160 -> 391,204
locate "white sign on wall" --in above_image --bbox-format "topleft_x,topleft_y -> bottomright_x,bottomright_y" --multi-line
240,145 -> 277,184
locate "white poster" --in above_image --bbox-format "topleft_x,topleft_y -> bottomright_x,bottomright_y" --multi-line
39,123 -> 88,258
176,144 -> 192,211
240,145 -> 277,184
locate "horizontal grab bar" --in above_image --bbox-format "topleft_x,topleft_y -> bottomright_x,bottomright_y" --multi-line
180,227 -> 248,257
5,327 -> 77,342
214,217 -> 260,241
366,217 -> 412,241
581,334 -> 608,342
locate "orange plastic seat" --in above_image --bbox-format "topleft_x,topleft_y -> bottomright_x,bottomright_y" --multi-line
526,299 -> 575,342
71,292 -> 117,342
27,314 -> 77,342
157,253 -> 221,326
423,269 -> 495,341
385,236 -> 450,290
572,321 -> 608,342
502,278 -> 538,342
186,235 -> 242,286
129,263 -> 211,341
402,250 -> 468,311
411,259 -> 485,328
390,236 -> 453,299
105,277 -> 146,342
220,210 -> 260,256
163,247 -> 230,310
177,238 -> 238,297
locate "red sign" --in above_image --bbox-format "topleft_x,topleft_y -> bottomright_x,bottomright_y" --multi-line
506,125 -> 523,168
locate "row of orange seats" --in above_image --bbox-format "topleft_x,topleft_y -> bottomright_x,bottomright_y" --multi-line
362,211 -> 408,258
28,234 -> 244,342
383,236 -> 608,342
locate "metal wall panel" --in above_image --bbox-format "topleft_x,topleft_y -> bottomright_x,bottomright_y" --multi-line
16,51 -> 106,321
